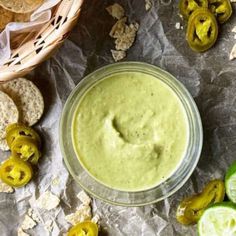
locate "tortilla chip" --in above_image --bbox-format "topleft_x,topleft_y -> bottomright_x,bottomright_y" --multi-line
0,90 -> 19,140
0,7 -> 13,31
0,0 -> 43,14
0,78 -> 44,126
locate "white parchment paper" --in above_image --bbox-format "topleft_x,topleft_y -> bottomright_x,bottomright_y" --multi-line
1,0 -> 236,235
0,0 -> 61,65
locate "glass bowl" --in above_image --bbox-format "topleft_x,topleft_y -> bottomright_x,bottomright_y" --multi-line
59,62 -> 203,206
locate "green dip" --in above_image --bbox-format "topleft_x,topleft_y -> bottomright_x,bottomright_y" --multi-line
72,72 -> 189,191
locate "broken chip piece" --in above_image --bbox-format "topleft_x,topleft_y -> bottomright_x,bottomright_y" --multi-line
36,191 -> 60,210
0,179 -> 14,193
18,228 -> 30,236
145,0 -> 153,11
107,4 -> 139,62
21,214 -> 37,230
0,0 -> 43,14
65,204 -> 92,225
106,3 -> 125,20
111,49 -> 126,61
77,190 -> 92,205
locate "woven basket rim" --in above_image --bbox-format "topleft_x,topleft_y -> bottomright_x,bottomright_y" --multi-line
0,0 -> 83,82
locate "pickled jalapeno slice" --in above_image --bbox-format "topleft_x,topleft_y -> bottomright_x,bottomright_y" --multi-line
209,0 -> 232,24
179,0 -> 208,19
11,136 -> 41,165
0,157 -> 33,187
6,123 -> 41,148
67,221 -> 98,236
209,0 -> 233,24
186,8 -> 218,52
176,179 -> 225,225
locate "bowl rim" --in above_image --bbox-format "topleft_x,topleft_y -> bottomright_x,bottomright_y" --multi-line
59,61 -> 203,206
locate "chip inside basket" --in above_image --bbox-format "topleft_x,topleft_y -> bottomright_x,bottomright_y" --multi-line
0,7 -> 13,31
0,0 -> 43,14
0,6 -> 33,31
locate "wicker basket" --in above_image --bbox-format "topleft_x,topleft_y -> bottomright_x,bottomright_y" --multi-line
0,0 -> 83,82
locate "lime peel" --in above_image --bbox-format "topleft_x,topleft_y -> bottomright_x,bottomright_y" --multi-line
225,161 -> 236,203
198,202 -> 236,236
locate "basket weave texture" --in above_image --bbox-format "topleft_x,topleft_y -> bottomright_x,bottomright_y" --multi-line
0,0 -> 83,82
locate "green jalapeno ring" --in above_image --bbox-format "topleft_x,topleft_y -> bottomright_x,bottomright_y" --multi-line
67,221 -> 98,236
11,136 -> 42,165
209,0 -> 232,24
0,157 -> 33,187
186,8 -> 218,52
179,0 -> 208,19
176,179 -> 225,225
6,123 -> 41,149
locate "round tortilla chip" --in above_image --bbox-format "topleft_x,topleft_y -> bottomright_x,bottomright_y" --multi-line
0,90 -> 19,140
0,0 -> 43,14
0,7 -> 13,31
0,78 -> 44,126
0,139 -> 9,151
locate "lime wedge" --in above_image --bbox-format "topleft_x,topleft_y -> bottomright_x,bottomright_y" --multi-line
198,202 -> 236,236
225,161 -> 236,203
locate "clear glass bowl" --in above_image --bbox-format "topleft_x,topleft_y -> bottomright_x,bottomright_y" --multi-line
59,62 -> 203,206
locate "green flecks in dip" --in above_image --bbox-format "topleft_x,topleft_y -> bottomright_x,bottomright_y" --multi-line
72,72 -> 189,191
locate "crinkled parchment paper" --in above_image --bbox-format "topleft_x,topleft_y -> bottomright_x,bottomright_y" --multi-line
1,0 -> 236,235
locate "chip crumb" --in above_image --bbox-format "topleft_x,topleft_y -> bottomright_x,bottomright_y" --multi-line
115,22 -> 139,51
21,214 -> 37,230
232,26 -> 236,33
111,50 -> 126,61
65,204 -> 92,225
145,0 -> 153,11
77,191 -> 91,205
36,191 -> 60,211
178,13 -> 184,19
18,228 -> 30,236
229,43 -> 236,60
91,214 -> 100,224
109,17 -> 127,38
106,3 -> 125,20
175,22 -> 181,30
107,6 -> 139,61
0,179 -> 14,193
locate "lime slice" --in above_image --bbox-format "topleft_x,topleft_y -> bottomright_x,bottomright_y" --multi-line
198,202 -> 236,236
225,161 -> 236,203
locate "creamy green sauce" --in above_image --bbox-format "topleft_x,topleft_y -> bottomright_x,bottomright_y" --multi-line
72,72 -> 189,191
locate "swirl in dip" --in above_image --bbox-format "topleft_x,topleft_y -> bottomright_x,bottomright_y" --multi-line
72,72 -> 189,191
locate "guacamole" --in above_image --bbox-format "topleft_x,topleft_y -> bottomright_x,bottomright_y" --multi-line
72,72 -> 189,191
